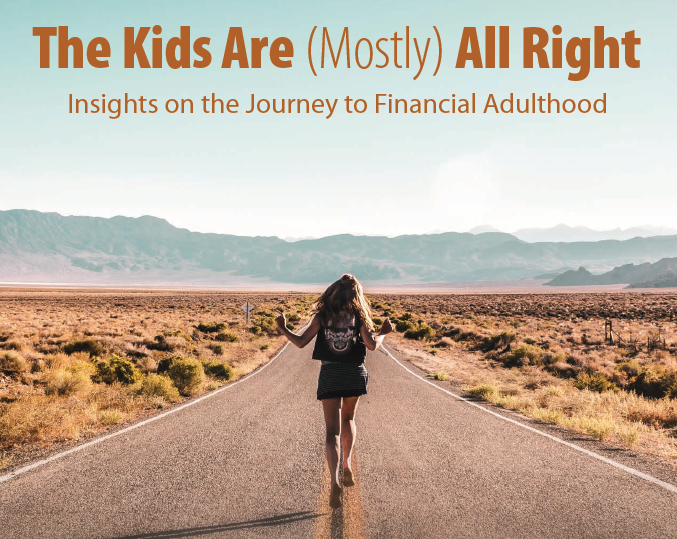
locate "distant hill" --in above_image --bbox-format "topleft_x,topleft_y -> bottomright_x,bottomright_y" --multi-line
513,224 -> 677,243
2,210 -> 677,286
546,258 -> 677,288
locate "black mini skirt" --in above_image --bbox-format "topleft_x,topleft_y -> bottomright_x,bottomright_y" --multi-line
317,361 -> 368,400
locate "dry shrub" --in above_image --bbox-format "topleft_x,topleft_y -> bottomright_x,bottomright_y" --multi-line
0,351 -> 28,374
530,408 -> 565,425
573,372 -> 618,393
625,396 -> 677,429
94,355 -> 140,385
214,332 -> 238,343
2,341 -> 23,351
63,339 -> 104,357
503,345 -> 545,367
202,360 -> 233,381
137,373 -> 180,402
98,409 -> 125,426
0,395 -> 98,448
617,424 -> 641,449
467,384 -> 499,400
137,355 -> 158,373
567,415 -> 615,441
45,369 -> 92,397
0,291 -> 302,452
168,358 -> 205,396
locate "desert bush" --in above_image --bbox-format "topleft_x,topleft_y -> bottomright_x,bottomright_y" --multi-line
45,369 -> 92,397
66,359 -> 96,375
615,361 -> 643,381
482,332 -> 516,352
467,384 -> 499,400
0,351 -> 28,374
98,409 -> 125,426
208,343 -> 224,355
395,320 -> 415,333
163,330 -> 193,342
573,372 -> 618,393
137,373 -> 180,402
94,354 -> 140,385
156,355 -> 178,374
146,335 -> 172,352
543,351 -> 567,366
137,355 -> 158,373
530,408 -> 566,425
214,332 -> 238,343
503,344 -> 545,368
404,323 -> 435,341
2,341 -> 23,351
0,395 -> 89,448
123,342 -> 151,358
250,314 -> 277,336
571,415 -> 615,441
549,362 -> 579,378
613,361 -> 677,399
168,358 -> 205,396
287,313 -> 301,323
430,372 -> 449,381
617,424 -> 640,448
197,322 -> 228,334
63,339 -> 103,357
202,361 -> 233,381
628,366 -> 677,399
625,395 -> 677,428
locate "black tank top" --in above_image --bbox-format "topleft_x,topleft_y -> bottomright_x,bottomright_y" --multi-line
312,311 -> 367,364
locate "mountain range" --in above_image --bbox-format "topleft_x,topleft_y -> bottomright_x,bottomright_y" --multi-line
471,224 -> 677,243
2,210 -> 677,286
545,258 -> 677,288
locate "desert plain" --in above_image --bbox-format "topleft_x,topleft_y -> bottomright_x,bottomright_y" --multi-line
1,287 -> 676,472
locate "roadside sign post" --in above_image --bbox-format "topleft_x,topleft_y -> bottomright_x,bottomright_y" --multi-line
241,301 -> 254,326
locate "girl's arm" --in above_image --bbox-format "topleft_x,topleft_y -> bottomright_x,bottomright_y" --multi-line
276,313 -> 321,348
361,318 -> 393,351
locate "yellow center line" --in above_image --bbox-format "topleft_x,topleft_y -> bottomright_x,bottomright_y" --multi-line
315,453 -> 367,539
342,454 -> 366,539
315,459 -> 334,539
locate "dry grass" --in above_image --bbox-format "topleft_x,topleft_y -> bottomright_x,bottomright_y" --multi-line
4,288 -> 677,467
370,292 -> 677,461
0,289 -> 315,464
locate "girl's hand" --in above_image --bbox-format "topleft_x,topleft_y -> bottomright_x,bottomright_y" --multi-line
275,312 -> 287,331
379,318 -> 394,336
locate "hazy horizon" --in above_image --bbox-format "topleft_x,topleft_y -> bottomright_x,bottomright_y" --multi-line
2,208 -> 676,240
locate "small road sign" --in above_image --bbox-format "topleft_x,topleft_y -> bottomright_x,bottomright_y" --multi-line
241,302 -> 254,325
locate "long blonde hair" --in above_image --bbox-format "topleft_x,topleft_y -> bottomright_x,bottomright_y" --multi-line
313,274 -> 374,331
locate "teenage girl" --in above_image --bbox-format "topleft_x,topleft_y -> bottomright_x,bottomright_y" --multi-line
276,274 -> 393,508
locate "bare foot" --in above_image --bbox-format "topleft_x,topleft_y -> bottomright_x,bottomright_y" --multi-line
343,468 -> 355,487
329,484 -> 342,508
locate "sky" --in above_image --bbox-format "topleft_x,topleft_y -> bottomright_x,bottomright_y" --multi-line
0,0 -> 675,238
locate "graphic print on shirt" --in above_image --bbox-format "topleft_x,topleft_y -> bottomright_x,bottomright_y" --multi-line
324,312 -> 358,356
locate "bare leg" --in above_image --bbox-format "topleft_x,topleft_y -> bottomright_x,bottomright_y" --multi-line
322,398 -> 342,489
341,397 -> 360,479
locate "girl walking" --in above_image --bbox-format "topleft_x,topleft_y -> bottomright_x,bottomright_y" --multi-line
276,274 -> 393,508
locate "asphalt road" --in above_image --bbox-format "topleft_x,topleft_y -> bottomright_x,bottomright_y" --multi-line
1,341 -> 677,538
